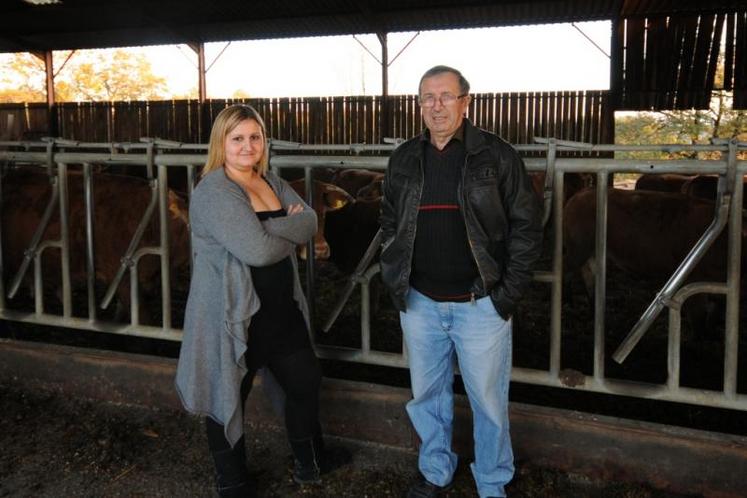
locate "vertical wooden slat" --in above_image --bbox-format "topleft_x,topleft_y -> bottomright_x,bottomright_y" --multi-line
624,18 -> 646,109
735,11 -> 747,108
703,14 -> 725,109
675,15 -> 699,109
518,93 -> 528,144
338,96 -> 346,143
582,92 -> 593,144
547,92 -> 556,140
486,93 -> 496,135
499,93 -> 508,140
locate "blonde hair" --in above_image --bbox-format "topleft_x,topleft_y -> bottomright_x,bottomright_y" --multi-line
202,104 -> 269,177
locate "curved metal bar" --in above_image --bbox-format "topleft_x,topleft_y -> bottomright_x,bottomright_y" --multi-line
7,174 -> 59,299
358,263 -> 382,357
127,247 -> 163,326
541,138 -> 556,227
100,179 -> 159,310
613,183 -> 733,364
322,228 -> 383,333
666,281 -> 728,389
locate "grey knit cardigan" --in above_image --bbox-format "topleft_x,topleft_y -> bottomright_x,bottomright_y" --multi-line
175,167 -> 317,447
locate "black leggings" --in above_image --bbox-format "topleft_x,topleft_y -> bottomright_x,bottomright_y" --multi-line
205,346 -> 322,451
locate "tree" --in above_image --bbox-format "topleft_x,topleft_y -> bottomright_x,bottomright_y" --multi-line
231,88 -> 251,99
0,52 -> 46,102
616,92 -> 747,161
0,49 -> 168,103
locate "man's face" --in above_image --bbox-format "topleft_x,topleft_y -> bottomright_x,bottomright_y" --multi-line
419,72 -> 470,139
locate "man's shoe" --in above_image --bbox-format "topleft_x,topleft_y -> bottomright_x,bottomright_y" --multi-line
406,477 -> 453,498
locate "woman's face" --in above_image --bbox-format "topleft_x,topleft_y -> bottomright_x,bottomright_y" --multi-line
223,118 -> 265,174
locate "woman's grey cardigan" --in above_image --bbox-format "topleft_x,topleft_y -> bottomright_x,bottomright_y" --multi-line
175,167 -> 317,447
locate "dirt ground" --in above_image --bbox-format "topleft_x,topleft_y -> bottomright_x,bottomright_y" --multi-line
0,380 -> 701,498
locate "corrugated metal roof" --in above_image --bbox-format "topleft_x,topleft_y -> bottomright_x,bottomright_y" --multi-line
1,0 -> 745,53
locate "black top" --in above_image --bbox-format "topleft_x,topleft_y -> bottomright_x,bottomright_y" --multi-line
246,208 -> 311,370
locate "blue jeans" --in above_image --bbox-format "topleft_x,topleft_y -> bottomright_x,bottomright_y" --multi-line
401,288 -> 513,498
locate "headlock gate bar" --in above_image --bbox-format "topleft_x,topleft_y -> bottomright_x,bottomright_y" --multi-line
0,138 -> 745,413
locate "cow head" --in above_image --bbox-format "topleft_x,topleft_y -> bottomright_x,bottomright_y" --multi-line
289,179 -> 352,260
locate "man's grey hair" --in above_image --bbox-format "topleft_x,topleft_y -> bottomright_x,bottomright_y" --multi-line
418,65 -> 471,95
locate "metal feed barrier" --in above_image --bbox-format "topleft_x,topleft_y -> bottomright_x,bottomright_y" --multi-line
0,137 -> 745,412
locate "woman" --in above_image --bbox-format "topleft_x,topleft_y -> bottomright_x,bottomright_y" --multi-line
176,104 -> 324,497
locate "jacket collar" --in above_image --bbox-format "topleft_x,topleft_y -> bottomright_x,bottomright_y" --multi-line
413,118 -> 487,158
462,118 -> 488,154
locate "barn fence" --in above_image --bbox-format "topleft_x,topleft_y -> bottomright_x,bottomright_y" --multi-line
0,138 -> 745,415
0,91 -> 611,150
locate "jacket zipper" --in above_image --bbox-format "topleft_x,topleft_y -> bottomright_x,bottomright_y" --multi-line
459,152 -> 488,301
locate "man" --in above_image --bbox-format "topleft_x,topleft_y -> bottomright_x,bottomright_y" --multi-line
379,66 -> 542,498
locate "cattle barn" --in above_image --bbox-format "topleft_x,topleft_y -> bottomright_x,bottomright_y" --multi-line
1,1 -> 747,496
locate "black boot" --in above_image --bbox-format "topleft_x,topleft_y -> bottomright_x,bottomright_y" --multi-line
290,438 -> 321,485
313,431 -> 352,476
210,437 -> 255,498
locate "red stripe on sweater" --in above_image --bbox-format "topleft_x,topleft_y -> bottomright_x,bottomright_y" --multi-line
419,204 -> 459,211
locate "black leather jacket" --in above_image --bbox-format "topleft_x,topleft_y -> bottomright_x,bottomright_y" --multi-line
379,119 -> 542,319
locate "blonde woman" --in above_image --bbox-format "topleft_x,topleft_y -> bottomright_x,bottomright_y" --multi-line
176,104 -> 324,497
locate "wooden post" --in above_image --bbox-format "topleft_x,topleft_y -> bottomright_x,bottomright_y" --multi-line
31,50 -> 58,137
188,42 -> 208,140
188,42 -> 207,102
377,32 -> 390,141
606,18 -> 623,145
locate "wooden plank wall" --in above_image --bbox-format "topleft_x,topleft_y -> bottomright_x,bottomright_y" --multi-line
617,14 -> 726,110
0,91 -> 610,149
723,11 -> 747,109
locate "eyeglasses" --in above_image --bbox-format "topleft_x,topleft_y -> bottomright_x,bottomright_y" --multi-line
419,93 -> 467,108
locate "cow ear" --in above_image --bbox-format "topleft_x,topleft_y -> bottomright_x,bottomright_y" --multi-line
324,189 -> 352,211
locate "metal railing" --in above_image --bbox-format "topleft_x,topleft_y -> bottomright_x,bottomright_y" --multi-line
1,138 -> 745,412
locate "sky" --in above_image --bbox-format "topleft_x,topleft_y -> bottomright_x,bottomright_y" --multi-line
142,21 -> 611,98
0,21 -> 611,99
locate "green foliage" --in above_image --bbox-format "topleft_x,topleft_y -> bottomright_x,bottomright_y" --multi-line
615,91 -> 747,161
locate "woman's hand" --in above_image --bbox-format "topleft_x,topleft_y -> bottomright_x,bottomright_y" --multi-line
287,203 -> 304,216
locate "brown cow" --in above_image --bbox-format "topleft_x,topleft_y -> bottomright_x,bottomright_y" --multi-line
356,177 -> 384,201
324,195 -> 381,274
289,170 -> 384,263
529,172 -> 590,205
328,169 -> 384,198
634,173 -> 694,193
565,188 -> 744,281
306,168 -> 382,196
563,188 -> 745,335
2,168 -> 191,324
289,179 -> 352,260
681,174 -> 747,210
